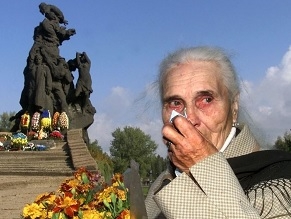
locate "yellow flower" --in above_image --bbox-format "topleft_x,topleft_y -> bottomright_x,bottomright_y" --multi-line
22,168 -> 130,219
95,186 -> 115,204
47,194 -> 56,204
47,211 -> 53,218
116,188 -> 127,201
41,117 -> 51,129
112,173 -> 123,183
22,203 -> 43,219
82,209 -> 104,219
112,181 -> 119,187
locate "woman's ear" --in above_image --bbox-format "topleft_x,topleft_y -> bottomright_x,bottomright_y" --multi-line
232,93 -> 239,122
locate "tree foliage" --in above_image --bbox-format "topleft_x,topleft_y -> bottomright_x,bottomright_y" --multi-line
0,111 -> 16,132
150,155 -> 168,179
110,126 -> 158,179
87,139 -> 113,183
274,131 -> 291,152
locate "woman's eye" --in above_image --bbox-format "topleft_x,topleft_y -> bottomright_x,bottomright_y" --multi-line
172,100 -> 182,106
204,97 -> 213,103
167,100 -> 184,112
196,96 -> 213,109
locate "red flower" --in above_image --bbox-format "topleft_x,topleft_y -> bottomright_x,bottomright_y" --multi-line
116,209 -> 130,219
53,192 -> 80,217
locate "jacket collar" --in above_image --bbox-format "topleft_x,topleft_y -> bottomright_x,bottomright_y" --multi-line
223,124 -> 260,159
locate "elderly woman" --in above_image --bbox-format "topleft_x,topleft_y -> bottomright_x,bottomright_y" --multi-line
145,46 -> 291,218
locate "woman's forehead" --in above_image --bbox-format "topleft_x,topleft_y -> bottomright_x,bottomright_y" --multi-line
164,61 -> 223,90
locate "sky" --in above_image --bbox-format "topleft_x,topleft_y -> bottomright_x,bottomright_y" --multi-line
1,1 -> 291,157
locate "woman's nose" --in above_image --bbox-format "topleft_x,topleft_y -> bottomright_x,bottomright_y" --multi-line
185,107 -> 199,126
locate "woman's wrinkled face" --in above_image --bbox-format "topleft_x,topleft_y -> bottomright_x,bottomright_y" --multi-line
162,60 -> 238,150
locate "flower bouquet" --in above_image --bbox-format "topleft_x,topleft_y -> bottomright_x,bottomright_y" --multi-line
11,132 -> 28,150
49,130 -> 64,141
22,168 -> 130,219
0,133 -> 12,151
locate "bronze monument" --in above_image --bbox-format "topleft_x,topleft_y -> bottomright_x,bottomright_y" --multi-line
11,2 -> 96,144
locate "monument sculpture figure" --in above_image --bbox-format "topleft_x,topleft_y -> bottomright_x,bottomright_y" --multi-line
31,53 -> 52,112
13,2 -> 96,144
75,52 -> 93,111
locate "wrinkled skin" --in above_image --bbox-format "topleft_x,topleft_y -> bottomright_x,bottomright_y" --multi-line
161,60 -> 239,173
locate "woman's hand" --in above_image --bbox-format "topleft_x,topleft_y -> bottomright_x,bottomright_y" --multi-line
162,115 -> 218,173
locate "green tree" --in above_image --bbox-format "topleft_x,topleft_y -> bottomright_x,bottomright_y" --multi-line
88,139 -> 113,182
0,111 -> 16,132
110,126 -> 158,179
150,155 -> 168,180
274,131 -> 291,152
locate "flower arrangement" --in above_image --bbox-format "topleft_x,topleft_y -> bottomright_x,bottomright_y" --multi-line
49,130 -> 64,141
41,110 -> 52,131
52,112 -> 60,130
20,110 -> 69,141
0,133 -> 12,150
11,132 -> 28,150
0,133 -> 11,142
58,112 -> 69,129
21,112 -> 30,129
22,168 -> 130,219
31,112 -> 41,131
27,131 -> 38,140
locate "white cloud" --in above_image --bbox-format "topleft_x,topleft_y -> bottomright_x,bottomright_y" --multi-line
88,112 -> 114,154
135,119 -> 166,157
240,46 -> 291,146
266,66 -> 279,79
258,106 -> 272,115
88,85 -> 167,157
103,86 -> 132,119
281,46 -> 291,82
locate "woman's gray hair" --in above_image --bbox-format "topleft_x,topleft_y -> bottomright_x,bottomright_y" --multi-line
158,46 -> 240,102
